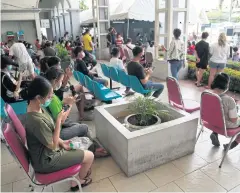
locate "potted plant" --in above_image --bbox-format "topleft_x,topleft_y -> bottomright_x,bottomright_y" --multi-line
55,43 -> 71,71
124,97 -> 171,130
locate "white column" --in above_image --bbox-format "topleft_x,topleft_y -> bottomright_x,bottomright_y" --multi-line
68,9 -> 81,40
154,0 -> 160,59
34,12 -> 42,41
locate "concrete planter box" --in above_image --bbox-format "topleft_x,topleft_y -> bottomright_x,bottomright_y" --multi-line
94,101 -> 198,176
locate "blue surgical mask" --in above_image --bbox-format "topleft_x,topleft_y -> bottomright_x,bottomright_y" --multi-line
7,65 -> 12,71
41,99 -> 52,108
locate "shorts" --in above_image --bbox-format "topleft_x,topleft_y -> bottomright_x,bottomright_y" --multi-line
19,61 -> 35,76
196,61 -> 208,69
209,61 -> 226,70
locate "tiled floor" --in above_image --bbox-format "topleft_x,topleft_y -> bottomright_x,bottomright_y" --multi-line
1,63 -> 240,192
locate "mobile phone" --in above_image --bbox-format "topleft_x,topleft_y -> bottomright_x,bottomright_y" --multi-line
62,105 -> 70,112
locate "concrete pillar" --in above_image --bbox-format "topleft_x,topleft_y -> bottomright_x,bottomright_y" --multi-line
34,12 -> 42,41
68,9 -> 81,40
57,15 -> 62,38
61,13 -> 67,32
53,16 -> 58,40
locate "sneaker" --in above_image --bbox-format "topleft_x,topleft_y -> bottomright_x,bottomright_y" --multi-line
210,133 -> 220,147
223,141 -> 238,151
125,91 -> 135,97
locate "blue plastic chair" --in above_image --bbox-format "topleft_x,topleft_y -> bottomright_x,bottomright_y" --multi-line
109,67 -> 119,82
34,68 -> 40,75
129,75 -> 152,94
117,69 -> 130,87
92,81 -> 122,101
84,75 -> 94,93
0,97 -> 27,118
73,71 -> 86,86
100,63 -> 110,78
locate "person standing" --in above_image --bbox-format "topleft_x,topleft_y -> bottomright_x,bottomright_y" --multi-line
164,28 -> 185,80
195,32 -> 209,87
107,27 -> 116,55
8,40 -> 35,79
82,29 -> 94,54
43,41 -> 56,56
206,33 -> 230,89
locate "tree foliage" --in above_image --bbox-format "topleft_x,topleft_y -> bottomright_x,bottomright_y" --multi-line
79,0 -> 89,11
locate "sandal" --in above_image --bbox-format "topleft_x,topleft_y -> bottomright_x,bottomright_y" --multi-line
196,83 -> 203,87
94,147 -> 110,158
85,168 -> 92,179
70,177 -> 92,191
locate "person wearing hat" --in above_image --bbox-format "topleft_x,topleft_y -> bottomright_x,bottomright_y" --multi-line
1,55 -> 23,103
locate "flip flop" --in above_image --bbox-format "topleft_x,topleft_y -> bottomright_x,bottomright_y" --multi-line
70,177 -> 92,191
94,147 -> 110,158
196,83 -> 203,87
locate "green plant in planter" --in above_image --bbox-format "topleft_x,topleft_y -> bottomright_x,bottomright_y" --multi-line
128,97 -> 171,126
55,44 -> 70,62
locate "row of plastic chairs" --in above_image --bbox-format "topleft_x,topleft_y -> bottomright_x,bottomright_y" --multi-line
100,63 -> 154,95
73,71 -> 121,102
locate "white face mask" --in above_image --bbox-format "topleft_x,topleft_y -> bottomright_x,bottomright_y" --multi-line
55,81 -> 62,91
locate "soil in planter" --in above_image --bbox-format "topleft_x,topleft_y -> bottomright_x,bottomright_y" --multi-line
128,114 -> 158,126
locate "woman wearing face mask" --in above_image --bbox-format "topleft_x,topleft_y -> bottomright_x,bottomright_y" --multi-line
1,55 -> 24,103
23,76 -> 94,190
210,73 -> 240,150
44,66 -> 89,139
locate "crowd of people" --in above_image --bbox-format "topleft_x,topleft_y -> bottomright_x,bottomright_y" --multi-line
1,27 -> 239,190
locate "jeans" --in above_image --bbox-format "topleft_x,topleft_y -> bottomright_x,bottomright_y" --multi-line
144,81 -> 164,98
60,118 -> 88,140
169,60 -> 183,80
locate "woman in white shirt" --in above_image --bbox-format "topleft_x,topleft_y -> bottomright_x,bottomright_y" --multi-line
207,33 -> 230,89
164,28 -> 185,80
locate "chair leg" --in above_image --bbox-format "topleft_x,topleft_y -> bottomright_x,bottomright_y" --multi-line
41,186 -> 45,192
196,125 -> 204,142
72,176 -> 82,192
219,136 -> 235,168
109,78 -> 120,90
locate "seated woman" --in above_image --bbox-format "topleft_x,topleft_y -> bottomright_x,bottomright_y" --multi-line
109,47 -> 134,96
24,76 -> 94,190
1,55 -> 24,103
73,46 -> 108,86
45,66 -> 89,138
210,73 -> 240,150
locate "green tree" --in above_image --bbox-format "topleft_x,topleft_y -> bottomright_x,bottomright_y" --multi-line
79,0 -> 89,11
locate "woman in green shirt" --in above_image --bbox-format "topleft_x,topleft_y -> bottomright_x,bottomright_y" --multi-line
24,76 -> 94,189
44,66 -> 89,140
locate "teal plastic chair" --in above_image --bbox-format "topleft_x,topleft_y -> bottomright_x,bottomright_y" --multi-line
100,63 -> 110,78
129,75 -> 151,94
73,71 -> 86,86
34,68 -> 40,75
117,69 -> 130,87
92,81 -> 122,101
0,97 -> 27,118
109,67 -> 119,82
84,75 -> 94,93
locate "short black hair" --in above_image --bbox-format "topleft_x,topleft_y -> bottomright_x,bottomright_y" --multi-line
40,56 -> 51,73
126,38 -> 132,43
47,56 -> 61,68
233,47 -> 238,52
21,76 -> 52,101
202,32 -> 209,39
45,41 -> 51,47
73,46 -> 83,57
132,46 -> 143,57
85,29 -> 90,33
173,28 -> 181,39
36,39 -> 39,41
111,47 -> 120,57
192,41 -> 196,46
45,66 -> 64,82
1,55 -> 17,69
211,73 -> 230,90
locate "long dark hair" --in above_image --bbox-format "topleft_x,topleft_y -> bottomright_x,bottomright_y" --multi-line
211,73 -> 230,90
45,66 -> 64,82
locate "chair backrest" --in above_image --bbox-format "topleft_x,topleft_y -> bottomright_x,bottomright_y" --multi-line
145,52 -> 153,64
3,123 -> 29,173
5,104 -> 26,144
73,71 -> 80,82
166,76 -> 184,109
92,81 -> 103,99
200,91 -> 227,135
34,68 -> 40,75
129,75 -> 148,94
73,71 -> 85,86
100,64 -> 110,78
117,69 -> 130,87
84,75 -> 94,93
109,67 -> 119,82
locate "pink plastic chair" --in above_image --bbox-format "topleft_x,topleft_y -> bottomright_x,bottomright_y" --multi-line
197,91 -> 240,168
166,76 -> 200,113
5,104 -> 26,144
2,123 -> 82,192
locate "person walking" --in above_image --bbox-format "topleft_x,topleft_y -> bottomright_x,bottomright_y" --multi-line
206,33 -> 230,89
82,29 -> 94,54
195,32 -> 210,87
163,28 -> 185,80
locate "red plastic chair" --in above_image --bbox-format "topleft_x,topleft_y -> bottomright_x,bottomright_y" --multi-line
197,91 -> 240,168
5,104 -> 26,144
2,123 -> 82,192
166,76 -> 200,113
